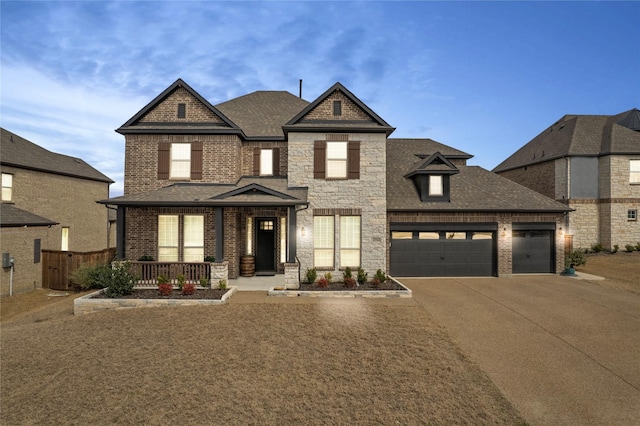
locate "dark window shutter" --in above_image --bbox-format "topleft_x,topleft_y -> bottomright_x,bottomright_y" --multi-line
191,142 -> 203,180
314,141 -> 326,179
273,148 -> 280,176
158,142 -> 170,179
253,148 -> 261,176
348,141 -> 360,179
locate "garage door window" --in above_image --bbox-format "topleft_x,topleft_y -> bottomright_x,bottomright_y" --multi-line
472,232 -> 493,240
419,232 -> 439,239
392,231 -> 413,239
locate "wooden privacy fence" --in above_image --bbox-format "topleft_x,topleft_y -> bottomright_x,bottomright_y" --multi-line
42,248 -> 117,291
128,261 -> 211,285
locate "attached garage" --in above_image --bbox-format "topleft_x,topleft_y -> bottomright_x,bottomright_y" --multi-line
512,223 -> 556,273
389,223 -> 497,277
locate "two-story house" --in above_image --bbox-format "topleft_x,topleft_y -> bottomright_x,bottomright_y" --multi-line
1,129 -> 114,295
494,109 -> 640,251
102,79 -> 571,285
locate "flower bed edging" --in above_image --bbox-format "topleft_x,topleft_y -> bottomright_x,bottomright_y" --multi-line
267,277 -> 412,298
73,286 -> 237,315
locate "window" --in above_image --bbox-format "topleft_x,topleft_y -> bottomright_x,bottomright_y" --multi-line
326,141 -> 348,178
158,215 -> 179,261
61,227 -> 69,251
260,220 -> 274,231
313,216 -> 334,268
260,149 -> 273,175
177,103 -> 186,118
246,217 -> 253,255
340,216 -> 361,267
446,232 -> 466,239
419,232 -> 440,240
170,143 -> 191,179
1,173 -> 12,201
629,209 -> 638,221
392,231 -> 413,240
333,100 -> 342,116
631,160 -> 640,184
280,217 -> 287,263
183,215 -> 204,262
429,175 -> 443,196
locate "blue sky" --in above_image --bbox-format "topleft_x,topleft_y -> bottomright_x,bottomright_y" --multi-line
2,1 -> 639,196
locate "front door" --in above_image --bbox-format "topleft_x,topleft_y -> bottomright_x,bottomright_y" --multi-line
256,218 -> 276,274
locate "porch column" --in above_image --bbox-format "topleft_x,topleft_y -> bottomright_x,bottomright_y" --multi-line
288,206 -> 297,263
215,207 -> 224,261
116,206 -> 126,260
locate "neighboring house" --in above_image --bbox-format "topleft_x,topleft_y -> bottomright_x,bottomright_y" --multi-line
1,129 -> 113,295
101,79 -> 570,284
493,109 -> 640,251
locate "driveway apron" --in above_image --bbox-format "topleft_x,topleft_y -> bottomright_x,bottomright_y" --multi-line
404,276 -> 640,425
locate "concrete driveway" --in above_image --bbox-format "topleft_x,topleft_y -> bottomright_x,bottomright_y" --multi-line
403,275 -> 640,425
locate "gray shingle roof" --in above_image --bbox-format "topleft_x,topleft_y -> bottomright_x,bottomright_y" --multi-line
1,128 -> 113,183
100,177 -> 307,207
216,91 -> 310,139
493,109 -> 640,172
387,139 -> 571,212
0,203 -> 57,227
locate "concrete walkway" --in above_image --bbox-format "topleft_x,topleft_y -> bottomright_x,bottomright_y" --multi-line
404,275 -> 640,425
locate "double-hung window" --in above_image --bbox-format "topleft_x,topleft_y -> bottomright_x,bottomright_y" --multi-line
429,175 -> 443,196
183,215 -> 204,262
260,149 -> 273,175
630,160 -> 640,184
158,214 -> 204,261
158,215 -> 179,261
326,142 -> 348,178
170,143 -> 191,179
340,216 -> 361,268
313,216 -> 334,268
1,173 -> 12,201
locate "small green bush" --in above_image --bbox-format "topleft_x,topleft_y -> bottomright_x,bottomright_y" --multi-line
104,262 -> 138,298
591,243 -> 604,253
199,277 -> 210,288
342,267 -> 353,280
625,244 -> 636,252
636,242 -> 640,251
218,279 -> 227,290
70,263 -> 118,290
357,268 -> 368,286
565,250 -> 587,268
612,244 -> 619,253
374,269 -> 388,283
323,272 -> 332,282
176,274 -> 186,290
305,268 -> 317,284
204,255 -> 216,262
138,255 -> 154,261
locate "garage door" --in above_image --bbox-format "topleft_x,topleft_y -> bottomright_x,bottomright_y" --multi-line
390,224 -> 496,277
512,226 -> 555,273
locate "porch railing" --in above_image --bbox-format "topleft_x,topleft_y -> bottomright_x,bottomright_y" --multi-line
128,261 -> 212,285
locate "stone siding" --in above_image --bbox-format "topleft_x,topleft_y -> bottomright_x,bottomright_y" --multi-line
288,132 -> 387,277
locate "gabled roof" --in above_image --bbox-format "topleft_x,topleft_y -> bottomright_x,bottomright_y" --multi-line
404,152 -> 459,178
0,128 -> 113,183
216,91 -> 310,139
99,177 -> 307,207
493,108 -> 640,173
0,203 -> 58,227
283,82 -> 395,135
116,79 -> 241,135
387,139 -> 571,212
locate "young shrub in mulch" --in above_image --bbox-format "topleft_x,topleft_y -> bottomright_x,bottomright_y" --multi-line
104,262 -> 138,298
625,244 -> 636,252
316,277 -> 329,288
305,268 -> 317,284
343,267 -> 356,288
158,283 -> 173,296
182,283 -> 196,295
357,268 -> 368,286
218,279 -> 228,290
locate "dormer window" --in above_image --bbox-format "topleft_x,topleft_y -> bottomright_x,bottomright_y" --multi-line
404,152 -> 458,203
429,175 -> 443,196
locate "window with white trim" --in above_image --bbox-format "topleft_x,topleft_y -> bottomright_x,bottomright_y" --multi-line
340,216 -> 361,268
1,173 -> 12,201
158,215 -> 179,261
628,209 -> 637,221
61,227 -> 69,251
170,143 -> 191,179
260,149 -> 273,175
246,217 -> 253,255
326,142 -> 347,178
313,216 -> 334,267
183,215 -> 204,262
280,217 -> 287,263
630,160 -> 640,184
429,175 -> 443,196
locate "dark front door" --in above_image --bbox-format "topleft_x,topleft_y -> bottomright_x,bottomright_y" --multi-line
256,218 -> 276,274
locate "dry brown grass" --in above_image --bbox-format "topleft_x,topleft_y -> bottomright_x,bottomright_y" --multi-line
577,251 -> 640,294
1,292 -> 524,424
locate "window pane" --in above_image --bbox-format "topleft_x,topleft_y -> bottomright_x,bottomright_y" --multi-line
158,247 -> 178,262
313,216 -> 334,267
446,232 -> 466,239
314,249 -> 334,268
472,232 -> 493,240
172,143 -> 191,160
280,217 -> 287,263
158,215 -> 179,246
327,160 -> 347,178
418,232 -> 440,240
246,217 -> 253,255
392,231 -> 413,240
260,149 -> 273,175
429,175 -> 443,195
184,247 -> 204,262
340,216 -> 360,268
631,160 -> 640,183
171,143 -> 191,178
326,142 -> 347,159
184,215 -> 203,247
61,227 -> 69,251
1,173 -> 12,201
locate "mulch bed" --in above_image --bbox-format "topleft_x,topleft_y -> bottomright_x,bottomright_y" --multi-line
297,280 -> 406,291
91,288 -> 228,300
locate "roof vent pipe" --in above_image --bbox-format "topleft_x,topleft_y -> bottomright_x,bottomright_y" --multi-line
299,79 -> 302,98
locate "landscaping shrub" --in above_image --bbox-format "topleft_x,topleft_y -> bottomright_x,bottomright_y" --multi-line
182,283 -> 196,295
158,283 -> 173,296
138,255 -> 154,261
176,274 -> 186,290
323,272 -> 332,282
343,267 -> 356,288
612,244 -> 619,253
636,242 -> 640,251
204,255 -> 215,262
317,277 -> 329,288
104,262 -> 138,298
305,268 -> 317,284
357,268 -> 368,286
565,249 -> 587,268
374,269 -> 388,283
591,243 -> 604,253
218,279 -> 227,290
199,277 -> 210,288
625,244 -> 636,252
